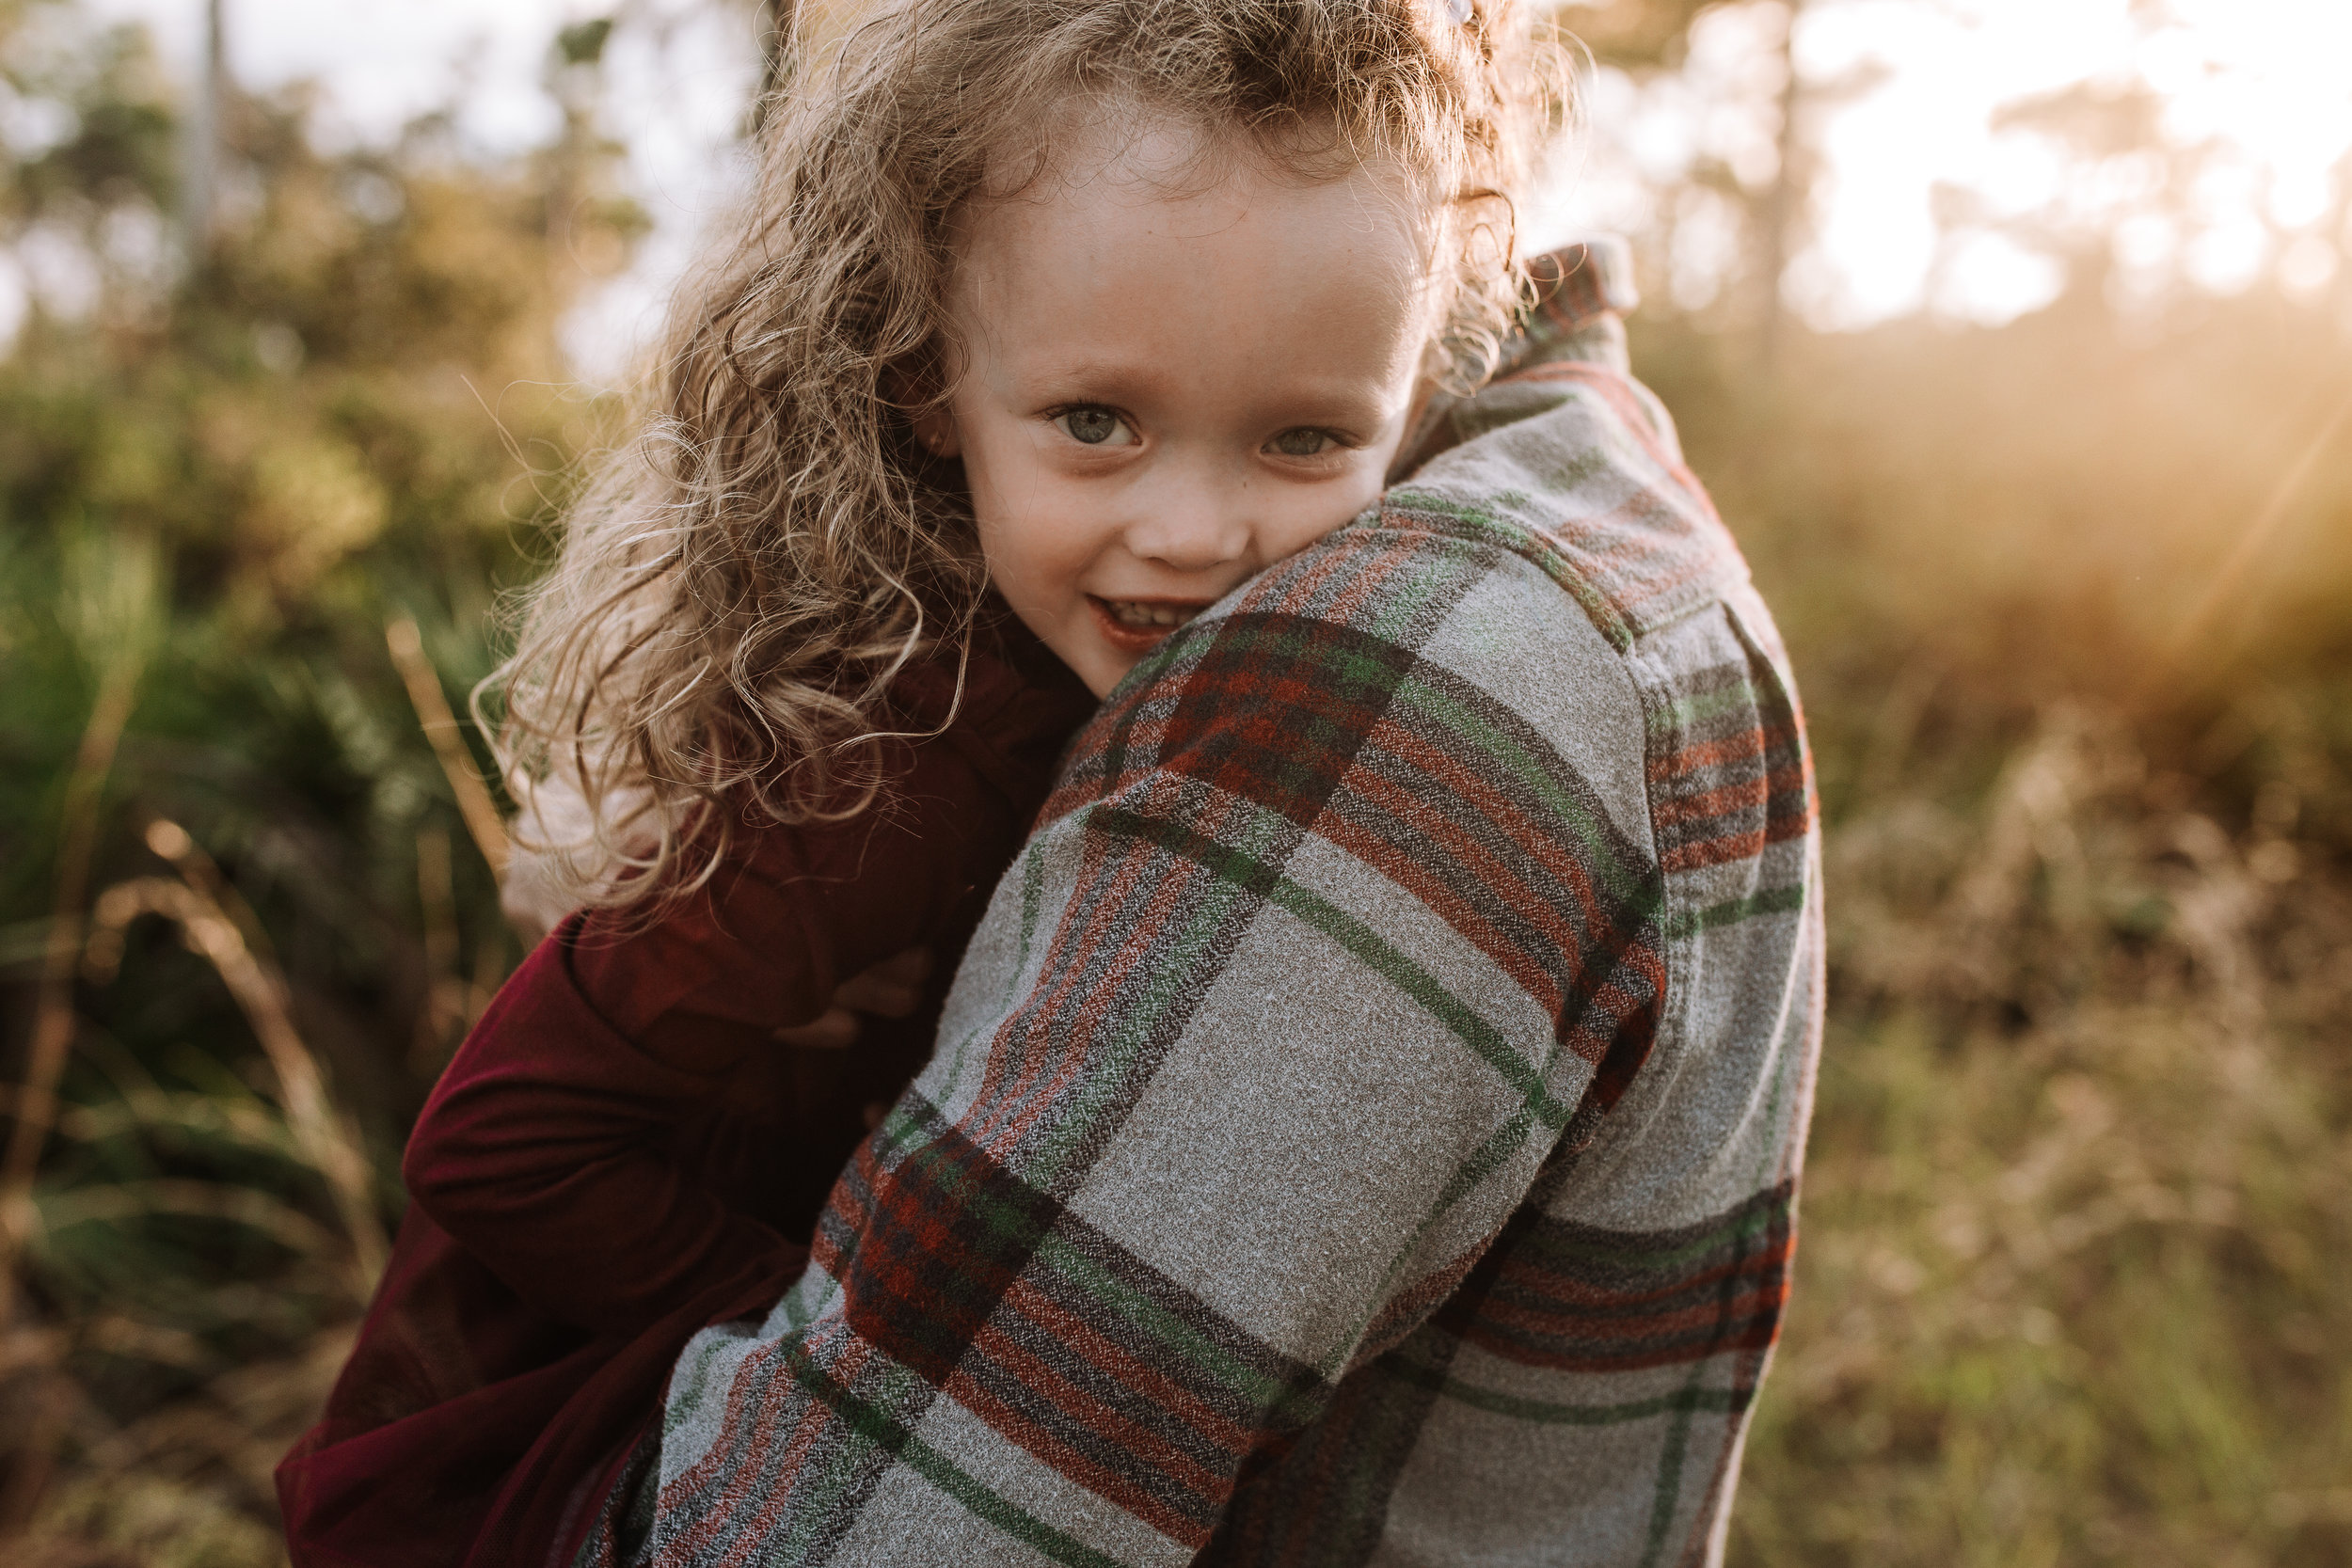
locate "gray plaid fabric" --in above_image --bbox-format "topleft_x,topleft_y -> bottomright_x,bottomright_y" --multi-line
589,239 -> 1824,1568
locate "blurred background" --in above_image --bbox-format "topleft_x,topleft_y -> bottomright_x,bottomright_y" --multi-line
1,0 -> 2346,1561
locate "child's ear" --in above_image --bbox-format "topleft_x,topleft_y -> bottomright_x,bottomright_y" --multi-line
887,362 -> 961,460
911,407 -> 962,459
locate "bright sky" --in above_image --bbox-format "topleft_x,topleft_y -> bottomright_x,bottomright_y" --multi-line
60,0 -> 2352,365
1542,0 -> 2352,326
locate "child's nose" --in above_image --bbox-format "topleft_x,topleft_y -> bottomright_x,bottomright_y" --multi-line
1123,471 -> 1255,573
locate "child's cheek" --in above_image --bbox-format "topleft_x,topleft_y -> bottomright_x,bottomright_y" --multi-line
1014,479 -> 1098,578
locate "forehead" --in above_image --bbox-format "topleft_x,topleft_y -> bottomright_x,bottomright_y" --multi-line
948,112 -> 1439,382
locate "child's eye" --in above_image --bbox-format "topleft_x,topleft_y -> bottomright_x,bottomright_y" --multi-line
1266,428 -> 1342,457
1054,406 -> 1136,447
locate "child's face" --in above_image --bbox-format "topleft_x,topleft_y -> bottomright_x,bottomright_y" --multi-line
930,119 -> 1440,697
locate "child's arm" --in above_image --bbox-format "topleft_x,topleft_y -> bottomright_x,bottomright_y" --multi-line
399,932 -> 804,1340
401,755 -> 1007,1338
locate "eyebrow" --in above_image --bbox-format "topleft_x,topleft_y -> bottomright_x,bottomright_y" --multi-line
1009,356 -> 1395,423
1007,355 -> 1170,397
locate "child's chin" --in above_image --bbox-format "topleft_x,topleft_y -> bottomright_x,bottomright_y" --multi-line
1075,649 -> 1135,698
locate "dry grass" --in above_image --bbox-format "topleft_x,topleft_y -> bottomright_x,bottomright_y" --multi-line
1733,708 -> 2352,1567
0,833 -> 377,1563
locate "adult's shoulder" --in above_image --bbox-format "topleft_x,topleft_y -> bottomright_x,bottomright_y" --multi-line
1035,500 -> 1663,907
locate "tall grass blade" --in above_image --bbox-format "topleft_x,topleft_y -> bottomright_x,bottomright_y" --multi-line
386,616 -> 512,878
83,863 -> 388,1291
1,531 -> 167,1322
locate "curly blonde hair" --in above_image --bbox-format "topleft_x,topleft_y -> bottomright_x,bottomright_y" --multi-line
484,0 -> 1567,918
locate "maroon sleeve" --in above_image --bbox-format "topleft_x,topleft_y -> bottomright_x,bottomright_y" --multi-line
395,927 -> 799,1338
399,746 -> 983,1338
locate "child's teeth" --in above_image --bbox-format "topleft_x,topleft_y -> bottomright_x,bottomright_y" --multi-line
1109,601 -> 1197,629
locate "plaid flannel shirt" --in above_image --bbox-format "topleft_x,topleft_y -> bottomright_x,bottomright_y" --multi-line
588,240 -> 1824,1568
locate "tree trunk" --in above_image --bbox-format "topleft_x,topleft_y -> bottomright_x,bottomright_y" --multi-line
1757,0 -> 1806,375
178,0 -> 226,266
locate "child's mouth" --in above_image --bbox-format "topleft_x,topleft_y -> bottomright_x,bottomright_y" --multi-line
1089,596 -> 1211,653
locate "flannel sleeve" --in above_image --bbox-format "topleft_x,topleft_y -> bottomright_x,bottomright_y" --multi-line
625,513 -> 1667,1567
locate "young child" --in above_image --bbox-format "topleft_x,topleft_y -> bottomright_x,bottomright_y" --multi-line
277,2 -> 1565,1564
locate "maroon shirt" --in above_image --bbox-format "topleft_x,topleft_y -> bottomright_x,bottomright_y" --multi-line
276,626 -> 1093,1568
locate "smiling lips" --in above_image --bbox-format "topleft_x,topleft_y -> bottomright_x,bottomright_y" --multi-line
1089,595 -> 1215,653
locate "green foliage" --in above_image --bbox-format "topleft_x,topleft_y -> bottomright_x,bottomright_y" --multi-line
557,17 -> 618,68
1,5 -> 645,1551
1553,0 -> 1719,70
